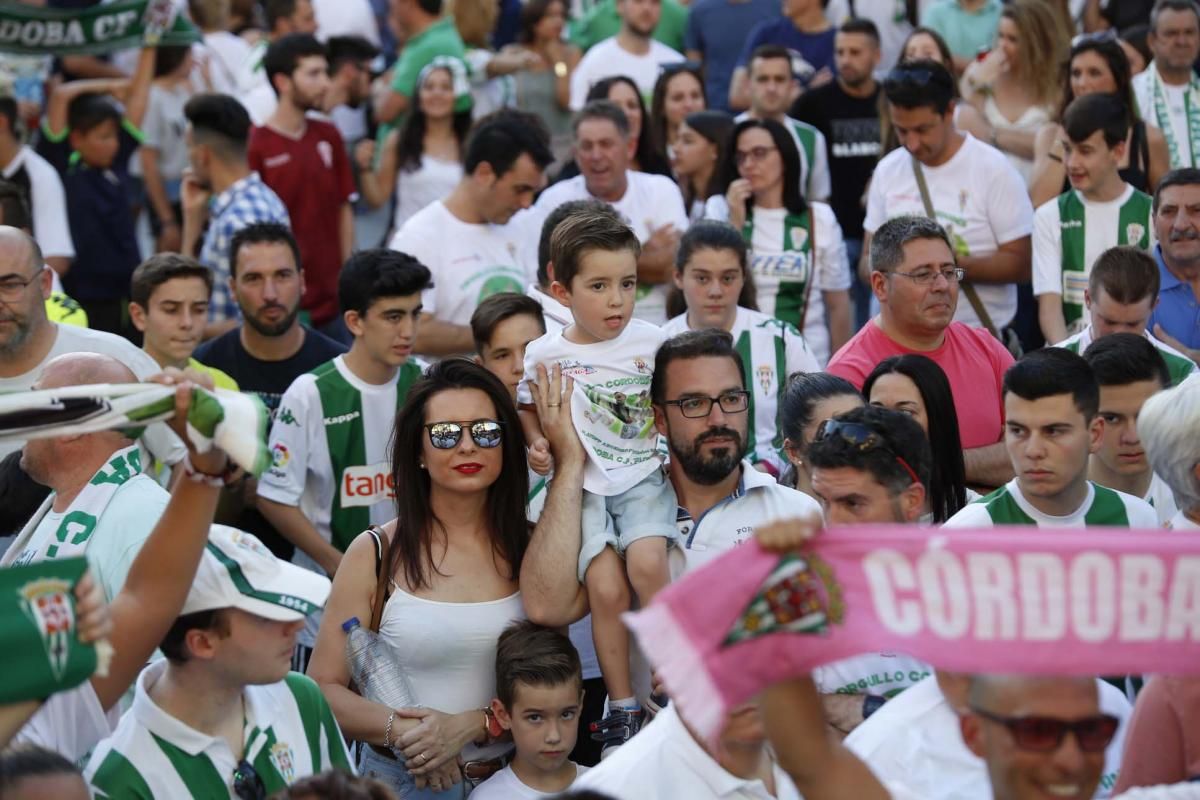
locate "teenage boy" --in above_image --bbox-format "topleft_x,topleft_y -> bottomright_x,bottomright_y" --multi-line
36,47 -> 155,339
516,208 -> 676,752
1034,94 -> 1155,345
82,526 -> 352,797
1054,246 -> 1197,386
945,348 -> 1160,529
257,249 -> 430,669
473,292 -> 548,404
473,621 -> 589,798
1083,333 -> 1178,526
128,254 -> 239,391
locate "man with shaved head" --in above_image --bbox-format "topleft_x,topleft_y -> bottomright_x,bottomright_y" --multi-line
1,352 -> 171,603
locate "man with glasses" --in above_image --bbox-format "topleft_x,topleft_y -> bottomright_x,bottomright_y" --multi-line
862,59 -> 1032,339
257,250 -> 429,672
1131,0 -> 1200,170
82,525 -> 351,798
827,215 -> 1017,488
944,348 -> 1159,528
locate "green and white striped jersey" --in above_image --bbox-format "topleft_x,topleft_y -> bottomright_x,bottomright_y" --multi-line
1055,326 -> 1197,387
662,307 -> 819,469
733,113 -> 831,201
84,663 -> 353,798
943,479 -> 1159,528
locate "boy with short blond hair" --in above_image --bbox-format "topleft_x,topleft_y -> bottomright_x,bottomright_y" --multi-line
473,622 -> 588,798
516,208 -> 676,753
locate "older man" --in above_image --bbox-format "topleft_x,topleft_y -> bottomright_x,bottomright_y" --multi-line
827,215 -> 1015,487
1139,373 -> 1200,530
1131,0 -> 1200,171
1147,168 -> 1200,360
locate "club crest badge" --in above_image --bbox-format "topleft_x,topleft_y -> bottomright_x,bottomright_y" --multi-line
724,552 -> 844,646
756,365 -> 774,394
19,578 -> 74,680
790,227 -> 809,249
269,742 -> 296,783
1126,223 -> 1146,245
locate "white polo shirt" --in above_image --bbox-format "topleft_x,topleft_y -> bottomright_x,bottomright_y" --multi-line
845,675 -> 1132,800
13,680 -> 118,763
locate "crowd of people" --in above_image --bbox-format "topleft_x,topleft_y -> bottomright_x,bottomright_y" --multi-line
0,0 -> 1198,797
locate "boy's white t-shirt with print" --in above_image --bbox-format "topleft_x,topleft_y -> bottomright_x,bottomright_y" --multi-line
864,133 -> 1034,331
517,319 -> 666,496
471,763 -> 591,799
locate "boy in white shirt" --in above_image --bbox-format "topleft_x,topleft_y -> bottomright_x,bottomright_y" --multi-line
517,208 -> 677,752
473,622 -> 589,798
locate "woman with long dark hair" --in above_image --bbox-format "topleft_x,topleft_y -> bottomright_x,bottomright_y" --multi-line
309,359 -> 529,798
555,75 -> 673,182
862,354 -> 972,523
355,60 -> 473,236
704,117 -> 852,365
778,371 -> 863,496
1029,36 -> 1169,207
649,62 -> 706,167
673,110 -> 733,222
662,221 -> 819,475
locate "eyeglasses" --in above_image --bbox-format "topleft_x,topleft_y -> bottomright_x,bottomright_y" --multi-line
0,272 -> 39,302
1071,29 -> 1118,48
970,708 -> 1120,754
425,419 -> 504,449
884,63 -> 953,90
814,419 -> 921,486
735,146 -> 777,167
888,267 -> 965,286
232,759 -> 266,800
663,390 -> 750,419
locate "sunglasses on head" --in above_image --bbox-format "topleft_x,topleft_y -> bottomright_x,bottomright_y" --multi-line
233,759 -> 265,800
424,419 -> 504,449
885,63 -> 953,90
814,419 -> 921,485
971,708 -> 1120,753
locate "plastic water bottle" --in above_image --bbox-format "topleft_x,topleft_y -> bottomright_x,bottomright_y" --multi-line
343,617 -> 418,709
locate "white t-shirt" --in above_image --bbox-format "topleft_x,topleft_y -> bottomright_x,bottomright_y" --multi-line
197,31 -> 254,97
703,197 -> 849,364
569,37 -> 685,109
662,306 -> 819,468
2,145 -> 74,259
944,479 -> 1160,529
518,320 -> 665,496
1145,472 -> 1178,527
393,154 -> 463,232
864,133 -> 1034,330
846,675 -> 1132,799
1132,69 -> 1196,168
1032,185 -> 1155,306
313,0 -> 381,45
525,171 -> 689,325
813,654 -> 932,698
14,681 -> 120,763
526,284 -> 572,334
472,763 -> 590,799
390,200 -> 535,328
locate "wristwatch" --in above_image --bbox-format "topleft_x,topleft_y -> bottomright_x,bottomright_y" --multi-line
554,61 -> 568,78
862,694 -> 886,720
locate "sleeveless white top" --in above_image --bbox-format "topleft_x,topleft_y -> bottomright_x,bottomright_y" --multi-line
983,96 -> 1052,186
378,584 -> 525,761
393,154 -> 464,232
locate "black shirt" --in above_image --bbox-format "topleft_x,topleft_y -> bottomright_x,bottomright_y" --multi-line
791,81 -> 882,240
194,325 -> 347,559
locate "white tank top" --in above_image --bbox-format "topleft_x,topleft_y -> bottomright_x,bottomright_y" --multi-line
393,155 -> 464,232
378,584 -> 525,760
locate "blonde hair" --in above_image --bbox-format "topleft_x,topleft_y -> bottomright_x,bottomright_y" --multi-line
1002,0 -> 1070,108
448,0 -> 498,48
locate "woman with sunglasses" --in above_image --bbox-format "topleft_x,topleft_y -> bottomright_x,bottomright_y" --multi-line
649,63 -> 706,166
662,221 -> 819,475
862,354 -> 974,523
704,117 -> 852,366
778,371 -> 863,497
309,359 -> 529,798
1029,36 -> 1169,208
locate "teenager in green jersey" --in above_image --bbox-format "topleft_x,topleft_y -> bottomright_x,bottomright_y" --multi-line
258,249 -> 431,670
83,526 -> 350,799
945,348 -> 1159,529
1033,93 -> 1154,346
1054,246 -> 1197,387
1082,333 -> 1177,526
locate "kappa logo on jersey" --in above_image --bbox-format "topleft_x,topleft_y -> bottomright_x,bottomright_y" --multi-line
756,365 -> 774,394
324,411 -> 361,426
277,407 -> 298,427
341,462 -> 394,508
272,443 -> 290,468
1126,222 -> 1146,244
19,578 -> 74,680
269,742 -> 297,783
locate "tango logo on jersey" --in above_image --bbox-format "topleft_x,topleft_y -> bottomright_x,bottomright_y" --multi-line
20,578 -> 74,680
756,365 -> 774,394
271,443 -> 290,469
269,742 -> 296,783
341,462 -> 394,508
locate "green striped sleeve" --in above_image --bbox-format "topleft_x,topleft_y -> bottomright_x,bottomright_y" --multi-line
285,672 -> 351,772
88,749 -> 155,799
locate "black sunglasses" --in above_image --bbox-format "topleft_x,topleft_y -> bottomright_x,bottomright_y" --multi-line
424,419 -> 504,449
814,419 -> 921,485
971,708 -> 1120,753
885,63 -> 953,89
233,759 -> 266,800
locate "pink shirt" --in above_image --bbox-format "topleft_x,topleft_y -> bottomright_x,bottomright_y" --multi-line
826,320 -> 1013,450
1113,677 -> 1200,792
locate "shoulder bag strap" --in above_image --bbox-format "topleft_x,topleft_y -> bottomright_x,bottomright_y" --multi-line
910,155 -> 1001,340
367,525 -> 391,632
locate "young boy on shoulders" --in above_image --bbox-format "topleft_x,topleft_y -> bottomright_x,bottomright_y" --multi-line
473,622 -> 588,798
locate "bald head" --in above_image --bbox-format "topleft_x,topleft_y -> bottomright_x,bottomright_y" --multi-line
0,226 -> 43,275
967,675 -> 1098,713
36,352 -> 137,390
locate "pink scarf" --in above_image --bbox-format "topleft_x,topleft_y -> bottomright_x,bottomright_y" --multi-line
625,525 -> 1200,746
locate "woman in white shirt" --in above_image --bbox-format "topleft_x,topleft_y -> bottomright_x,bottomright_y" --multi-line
704,118 -> 852,365
355,60 -> 471,238
672,110 -> 733,223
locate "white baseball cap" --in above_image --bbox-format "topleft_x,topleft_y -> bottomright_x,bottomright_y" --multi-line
182,525 -> 331,622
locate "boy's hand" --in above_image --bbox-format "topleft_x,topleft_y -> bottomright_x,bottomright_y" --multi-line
528,437 -> 553,475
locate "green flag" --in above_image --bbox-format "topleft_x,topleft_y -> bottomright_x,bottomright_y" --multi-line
0,0 -> 199,57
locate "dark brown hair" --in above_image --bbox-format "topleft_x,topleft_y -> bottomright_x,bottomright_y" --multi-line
470,292 -> 546,352
130,253 -> 214,308
494,620 -> 582,708
1087,245 -> 1160,304
549,207 -> 641,289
